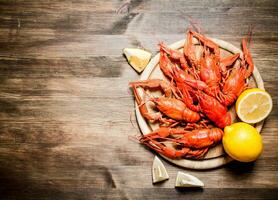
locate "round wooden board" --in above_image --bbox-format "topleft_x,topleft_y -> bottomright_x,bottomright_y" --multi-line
135,38 -> 265,169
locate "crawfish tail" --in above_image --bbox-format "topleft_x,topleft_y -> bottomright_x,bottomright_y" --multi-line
171,128 -> 223,149
208,128 -> 224,142
197,90 -> 231,128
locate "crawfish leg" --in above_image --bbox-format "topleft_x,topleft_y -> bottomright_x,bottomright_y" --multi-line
140,127 -> 188,143
159,42 -> 183,60
219,53 -> 240,77
159,42 -> 191,73
172,65 -> 208,91
141,138 -> 209,159
189,30 -> 220,58
129,79 -> 177,98
159,51 -> 175,80
176,82 -> 201,112
160,40 -> 200,79
130,84 -> 161,121
130,85 -> 176,125
141,138 -> 191,159
241,38 -> 254,78
185,119 -> 211,130
185,148 -> 209,159
184,29 -> 199,66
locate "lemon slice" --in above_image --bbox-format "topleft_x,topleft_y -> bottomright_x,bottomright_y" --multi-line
123,48 -> 152,73
152,156 -> 169,183
236,88 -> 273,123
175,172 -> 204,187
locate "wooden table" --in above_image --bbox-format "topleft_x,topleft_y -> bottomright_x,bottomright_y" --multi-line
0,0 -> 277,199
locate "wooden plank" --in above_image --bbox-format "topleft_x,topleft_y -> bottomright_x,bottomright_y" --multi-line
0,187 -> 276,200
133,0 -> 278,9
0,119 -> 276,142
0,5 -> 277,37
0,158 -> 277,189
0,13 -> 277,38
0,55 -> 277,80
0,86 -> 275,123
0,34 -> 277,59
0,0 -> 121,14
0,0 -> 277,15
0,140 -> 278,189
0,57 -> 126,78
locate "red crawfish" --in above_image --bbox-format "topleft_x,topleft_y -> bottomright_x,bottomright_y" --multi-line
217,38 -> 254,107
129,79 -> 201,124
140,127 -> 223,159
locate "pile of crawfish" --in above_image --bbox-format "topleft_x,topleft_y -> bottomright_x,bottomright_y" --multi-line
129,29 -> 254,159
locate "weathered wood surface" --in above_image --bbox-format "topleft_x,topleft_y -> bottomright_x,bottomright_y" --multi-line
0,0 -> 277,199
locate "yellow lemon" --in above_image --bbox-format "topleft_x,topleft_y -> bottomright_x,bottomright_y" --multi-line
236,88 -> 272,124
123,48 -> 152,73
223,122 -> 263,162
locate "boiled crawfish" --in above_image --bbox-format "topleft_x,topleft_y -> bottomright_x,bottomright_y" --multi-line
129,79 -> 201,124
159,45 -> 232,128
139,127 -> 223,159
217,38 -> 254,107
129,27 -> 255,160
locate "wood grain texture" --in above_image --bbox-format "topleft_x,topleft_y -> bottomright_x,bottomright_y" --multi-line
0,0 -> 277,199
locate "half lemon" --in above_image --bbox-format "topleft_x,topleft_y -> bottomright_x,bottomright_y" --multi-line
236,88 -> 272,124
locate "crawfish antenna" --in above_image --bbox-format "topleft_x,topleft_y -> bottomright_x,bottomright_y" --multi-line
246,25 -> 255,48
128,134 -> 142,144
158,41 -> 163,50
177,10 -> 203,34
129,110 -> 140,133
137,89 -> 152,108
186,14 -> 203,34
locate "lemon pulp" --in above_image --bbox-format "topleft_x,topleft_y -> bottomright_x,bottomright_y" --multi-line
236,88 -> 272,123
123,48 -> 152,73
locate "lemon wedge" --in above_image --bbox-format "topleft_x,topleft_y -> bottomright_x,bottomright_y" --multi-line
152,156 -> 169,183
175,172 -> 204,187
236,88 -> 272,123
123,48 -> 152,73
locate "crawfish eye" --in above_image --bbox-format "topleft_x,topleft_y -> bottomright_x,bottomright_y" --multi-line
175,143 -> 184,149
